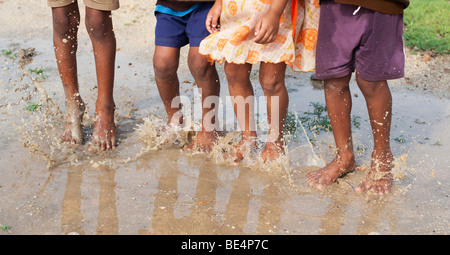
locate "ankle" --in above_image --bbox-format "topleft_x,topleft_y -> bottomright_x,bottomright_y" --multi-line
66,93 -> 83,105
95,101 -> 115,112
335,150 -> 355,165
167,114 -> 183,127
371,150 -> 394,171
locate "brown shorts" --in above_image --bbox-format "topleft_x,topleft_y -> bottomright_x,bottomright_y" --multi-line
48,0 -> 119,11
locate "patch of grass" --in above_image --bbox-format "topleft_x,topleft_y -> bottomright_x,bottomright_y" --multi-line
28,67 -> 48,81
283,111 -> 299,135
356,145 -> 367,153
414,118 -> 426,124
124,16 -> 142,26
25,103 -> 42,112
0,225 -> 11,232
1,49 -> 16,60
297,102 -> 364,135
28,67 -> 45,75
284,103 -> 364,137
404,0 -> 450,54
299,102 -> 332,134
394,136 -> 407,143
433,140 -> 443,146
352,115 -> 362,129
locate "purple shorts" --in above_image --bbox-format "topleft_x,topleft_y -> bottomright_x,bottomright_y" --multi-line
155,3 -> 213,48
315,1 -> 405,81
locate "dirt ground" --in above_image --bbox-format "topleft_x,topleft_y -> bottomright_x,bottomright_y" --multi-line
0,0 -> 449,235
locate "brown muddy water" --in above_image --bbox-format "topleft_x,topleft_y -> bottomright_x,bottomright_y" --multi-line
0,1 -> 449,235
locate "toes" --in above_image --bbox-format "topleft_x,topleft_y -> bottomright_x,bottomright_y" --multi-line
106,139 -> 113,150
233,150 -> 244,165
233,149 -> 245,165
377,183 -> 391,195
100,141 -> 106,151
89,132 -> 116,151
382,185 -> 391,194
355,180 -> 392,195
306,172 -> 319,187
61,131 -> 82,145
203,145 -> 212,153
316,183 -> 326,191
186,143 -> 195,151
355,181 -> 369,193
233,158 -> 242,166
111,136 -> 116,149
88,136 -> 100,151
60,133 -> 68,143
355,183 -> 365,193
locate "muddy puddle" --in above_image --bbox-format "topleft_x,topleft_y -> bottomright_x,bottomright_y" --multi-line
0,1 -> 449,235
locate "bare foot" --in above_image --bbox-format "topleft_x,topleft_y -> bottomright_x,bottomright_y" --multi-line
261,141 -> 285,162
306,153 -> 356,190
355,152 -> 394,195
90,104 -> 116,150
186,130 -> 220,153
233,135 -> 258,166
61,97 -> 85,145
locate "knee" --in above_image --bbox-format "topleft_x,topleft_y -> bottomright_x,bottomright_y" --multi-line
356,75 -> 388,98
225,64 -> 249,86
323,74 -> 352,94
85,12 -> 112,40
153,56 -> 179,81
188,55 -> 212,79
324,79 -> 350,95
359,84 -> 377,98
259,75 -> 284,95
52,10 -> 79,36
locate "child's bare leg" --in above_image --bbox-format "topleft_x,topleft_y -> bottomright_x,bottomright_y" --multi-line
153,46 -> 184,126
354,74 -> 393,195
186,47 -> 221,152
259,62 -> 288,162
85,7 -> 117,150
306,73 -> 356,190
225,62 -> 257,164
52,3 -> 85,144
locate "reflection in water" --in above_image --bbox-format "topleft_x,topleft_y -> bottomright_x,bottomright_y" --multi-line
61,164 -> 118,235
318,195 -> 349,235
96,167 -> 118,234
59,148 -> 404,235
60,148 -> 289,234
144,151 -> 286,234
61,167 -> 85,235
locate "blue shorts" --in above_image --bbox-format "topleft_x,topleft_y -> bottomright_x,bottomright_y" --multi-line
155,3 -> 213,48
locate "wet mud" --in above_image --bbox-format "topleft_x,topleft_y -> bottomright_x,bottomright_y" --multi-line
0,1 -> 449,235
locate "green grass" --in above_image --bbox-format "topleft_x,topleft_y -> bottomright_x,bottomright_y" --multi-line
404,0 -> 450,54
1,49 -> 16,60
284,111 -> 299,135
299,102 -> 332,134
28,67 -> 45,75
394,136 -> 407,143
0,224 -> 11,232
293,102 -> 361,135
28,67 -> 48,81
25,103 -> 42,112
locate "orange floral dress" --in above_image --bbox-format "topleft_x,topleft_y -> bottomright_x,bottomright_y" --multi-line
199,0 -> 320,72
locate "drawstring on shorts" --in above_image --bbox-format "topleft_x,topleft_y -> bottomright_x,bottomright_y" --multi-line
353,6 -> 361,15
